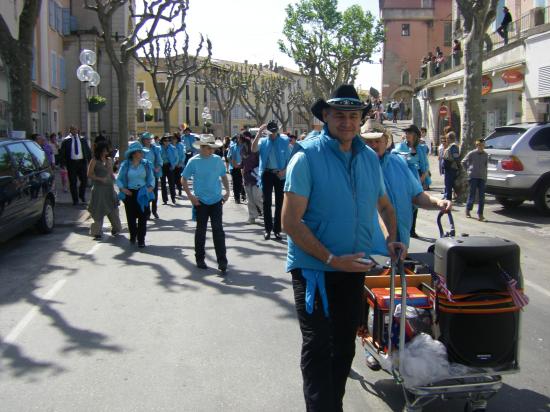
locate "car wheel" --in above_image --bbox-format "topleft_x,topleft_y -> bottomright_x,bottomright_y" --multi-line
535,179 -> 550,216
496,196 -> 524,209
37,197 -> 55,233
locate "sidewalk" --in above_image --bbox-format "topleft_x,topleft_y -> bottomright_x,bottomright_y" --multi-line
53,169 -> 92,227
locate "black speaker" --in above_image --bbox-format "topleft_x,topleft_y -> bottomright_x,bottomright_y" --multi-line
434,236 -> 521,369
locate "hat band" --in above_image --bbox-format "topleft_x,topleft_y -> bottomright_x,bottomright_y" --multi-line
327,97 -> 363,107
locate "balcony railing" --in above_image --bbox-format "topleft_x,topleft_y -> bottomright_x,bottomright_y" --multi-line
415,6 -> 550,86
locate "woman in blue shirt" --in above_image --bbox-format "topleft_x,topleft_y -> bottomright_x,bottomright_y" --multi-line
159,134 -> 178,204
116,142 -> 155,247
172,133 -> 185,196
141,132 -> 163,218
392,124 -> 430,238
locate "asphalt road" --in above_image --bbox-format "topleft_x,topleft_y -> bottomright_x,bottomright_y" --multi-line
0,152 -> 549,411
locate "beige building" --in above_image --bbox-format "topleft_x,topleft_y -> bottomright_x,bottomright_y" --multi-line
414,0 -> 550,146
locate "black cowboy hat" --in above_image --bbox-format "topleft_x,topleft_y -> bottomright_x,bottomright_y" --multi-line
402,124 -> 421,136
311,84 -> 371,122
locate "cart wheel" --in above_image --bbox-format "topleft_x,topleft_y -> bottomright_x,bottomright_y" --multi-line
464,401 -> 487,412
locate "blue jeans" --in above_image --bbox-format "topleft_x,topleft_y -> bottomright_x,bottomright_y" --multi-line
467,178 -> 486,216
444,168 -> 457,200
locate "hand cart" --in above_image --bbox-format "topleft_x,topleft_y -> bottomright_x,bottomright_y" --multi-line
359,213 -> 523,412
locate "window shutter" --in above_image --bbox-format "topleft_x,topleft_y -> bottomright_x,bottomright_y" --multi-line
59,56 -> 66,89
51,51 -> 57,87
62,8 -> 70,35
49,0 -> 55,28
55,3 -> 62,33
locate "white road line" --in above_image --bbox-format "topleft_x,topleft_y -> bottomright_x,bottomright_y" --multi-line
525,279 -> 550,298
0,243 -> 100,351
85,243 -> 102,256
0,278 -> 67,349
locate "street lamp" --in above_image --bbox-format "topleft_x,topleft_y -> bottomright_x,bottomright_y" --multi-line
201,106 -> 212,133
137,90 -> 152,131
76,49 -> 100,140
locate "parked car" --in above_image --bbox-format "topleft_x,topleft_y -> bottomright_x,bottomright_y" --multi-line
0,137 -> 56,241
483,122 -> 550,215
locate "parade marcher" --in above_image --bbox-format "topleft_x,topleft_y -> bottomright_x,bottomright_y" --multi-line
393,124 -> 430,238
181,127 -> 198,166
391,99 -> 399,123
282,84 -> 404,411
87,142 -> 122,239
172,133 -> 185,196
141,132 -> 163,218
240,132 -> 263,224
181,134 -> 230,273
227,134 -> 246,204
443,131 -> 461,201
60,125 -> 92,205
462,139 -> 488,221
159,133 -> 178,205
420,126 -> 431,155
116,142 -> 155,247
361,120 -> 451,368
252,120 -> 291,240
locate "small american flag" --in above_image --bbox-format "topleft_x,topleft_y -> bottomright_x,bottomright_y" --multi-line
432,272 -> 454,302
498,263 -> 529,310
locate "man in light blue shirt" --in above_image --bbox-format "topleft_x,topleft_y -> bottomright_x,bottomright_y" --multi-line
182,127 -> 198,165
227,134 -> 246,204
182,134 -> 230,273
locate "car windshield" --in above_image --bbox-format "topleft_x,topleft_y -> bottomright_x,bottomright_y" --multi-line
484,128 -> 526,150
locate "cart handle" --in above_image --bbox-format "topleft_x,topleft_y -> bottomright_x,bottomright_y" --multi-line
437,210 -> 455,238
386,249 -> 408,383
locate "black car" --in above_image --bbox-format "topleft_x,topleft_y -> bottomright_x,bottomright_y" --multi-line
0,137 -> 56,241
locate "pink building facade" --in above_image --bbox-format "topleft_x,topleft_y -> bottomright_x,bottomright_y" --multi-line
380,0 -> 452,114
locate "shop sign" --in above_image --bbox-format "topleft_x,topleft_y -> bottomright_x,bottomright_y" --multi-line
439,105 -> 449,117
501,70 -> 524,84
482,75 -> 493,95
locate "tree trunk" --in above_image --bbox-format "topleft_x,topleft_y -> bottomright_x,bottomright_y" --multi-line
456,24 -> 485,202
222,110 -> 232,136
7,54 -> 33,133
117,67 -> 129,159
162,109 -> 171,133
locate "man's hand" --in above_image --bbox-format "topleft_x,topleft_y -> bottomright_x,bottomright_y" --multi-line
222,192 -> 229,204
437,199 -> 452,212
122,188 -> 132,196
330,253 -> 375,273
277,169 -> 286,179
189,194 -> 200,206
387,242 -> 407,261
147,186 -> 153,193
258,124 -> 267,135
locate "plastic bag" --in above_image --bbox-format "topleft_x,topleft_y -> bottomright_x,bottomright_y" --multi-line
391,305 -> 432,348
399,333 -> 450,388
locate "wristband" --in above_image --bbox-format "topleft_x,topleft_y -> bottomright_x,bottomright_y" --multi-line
325,253 -> 334,265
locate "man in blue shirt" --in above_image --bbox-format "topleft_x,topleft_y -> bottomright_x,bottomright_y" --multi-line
227,134 -> 246,204
182,134 -> 230,274
252,120 -> 291,240
282,84 -> 403,411
181,127 -> 198,165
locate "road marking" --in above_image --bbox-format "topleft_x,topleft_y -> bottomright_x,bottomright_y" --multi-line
0,243 -> 100,351
86,243 -> 102,256
525,279 -> 550,298
0,278 -> 67,350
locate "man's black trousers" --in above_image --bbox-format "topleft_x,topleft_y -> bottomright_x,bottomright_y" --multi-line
123,189 -> 150,244
161,163 -> 176,203
261,170 -> 284,234
195,201 -> 227,267
230,167 -> 245,202
291,269 -> 365,412
67,159 -> 88,204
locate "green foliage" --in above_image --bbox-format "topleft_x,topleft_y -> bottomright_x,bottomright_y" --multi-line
87,95 -> 107,105
278,0 -> 384,97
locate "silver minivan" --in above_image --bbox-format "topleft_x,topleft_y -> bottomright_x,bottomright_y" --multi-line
484,123 -> 550,215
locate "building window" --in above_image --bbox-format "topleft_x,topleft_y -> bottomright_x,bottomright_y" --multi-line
203,88 -> 207,103
185,106 -> 190,125
154,108 -> 163,122
50,51 -> 57,87
62,8 -> 70,35
137,82 -> 144,95
194,107 -> 199,126
59,56 -> 66,89
185,84 -> 190,100
55,2 -> 62,33
194,85 -> 199,102
401,24 -> 410,36
401,71 -> 410,85
444,22 -> 452,47
421,0 -> 433,8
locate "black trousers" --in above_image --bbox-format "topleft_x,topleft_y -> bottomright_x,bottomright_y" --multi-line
261,170 -> 285,234
161,163 -> 176,203
184,152 -> 193,166
124,189 -> 150,243
151,178 -> 159,214
291,269 -> 365,412
411,208 -> 418,235
67,159 -> 87,203
230,168 -> 245,202
174,166 -> 183,194
195,201 -> 227,266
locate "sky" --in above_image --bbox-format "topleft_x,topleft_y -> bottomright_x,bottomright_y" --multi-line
183,0 -> 382,92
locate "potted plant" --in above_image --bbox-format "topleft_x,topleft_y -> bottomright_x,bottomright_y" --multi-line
144,113 -> 153,122
87,95 -> 107,112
